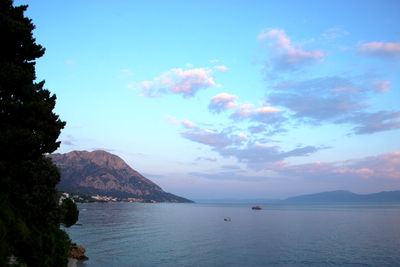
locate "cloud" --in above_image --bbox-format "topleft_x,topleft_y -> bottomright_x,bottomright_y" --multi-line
62,140 -> 74,146
237,133 -> 247,141
208,93 -> 238,113
179,123 -> 322,171
230,103 -> 255,119
65,60 -> 76,67
189,171 -> 266,182
258,29 -> 327,71
182,119 -> 197,129
336,110 -> 400,135
196,157 -> 217,162
208,93 -> 285,126
218,144 -> 320,170
358,42 -> 400,59
282,152 -> 400,180
139,68 -> 216,98
165,115 -> 179,125
374,81 -> 391,93
208,59 -> 220,63
221,164 -> 242,170
189,152 -> 400,183
231,103 -> 285,125
269,76 -> 370,121
181,129 -> 232,148
267,74 -> 400,135
321,26 -> 349,41
214,65 -> 230,72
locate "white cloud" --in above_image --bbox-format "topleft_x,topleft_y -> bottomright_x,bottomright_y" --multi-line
139,67 -> 216,98
208,93 -> 238,113
258,29 -> 327,71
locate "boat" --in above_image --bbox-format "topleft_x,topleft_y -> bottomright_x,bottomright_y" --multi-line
252,206 -> 262,210
224,217 -> 231,222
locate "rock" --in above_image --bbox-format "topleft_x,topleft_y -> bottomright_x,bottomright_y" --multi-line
69,243 -> 88,260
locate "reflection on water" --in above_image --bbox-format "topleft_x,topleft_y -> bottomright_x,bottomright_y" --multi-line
66,202 -> 400,266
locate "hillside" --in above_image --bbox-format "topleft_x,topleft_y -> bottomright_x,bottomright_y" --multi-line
285,190 -> 400,203
50,150 -> 193,203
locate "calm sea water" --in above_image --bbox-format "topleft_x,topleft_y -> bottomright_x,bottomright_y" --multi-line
66,202 -> 400,266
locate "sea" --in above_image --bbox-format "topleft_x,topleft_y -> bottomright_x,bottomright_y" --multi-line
66,202 -> 400,266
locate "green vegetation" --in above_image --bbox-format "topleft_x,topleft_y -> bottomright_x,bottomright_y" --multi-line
60,198 -> 79,228
0,0 -> 78,265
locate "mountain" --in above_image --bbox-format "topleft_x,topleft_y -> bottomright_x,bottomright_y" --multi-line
50,150 -> 193,203
285,190 -> 400,203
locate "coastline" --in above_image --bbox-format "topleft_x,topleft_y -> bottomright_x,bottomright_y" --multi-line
67,258 -> 77,267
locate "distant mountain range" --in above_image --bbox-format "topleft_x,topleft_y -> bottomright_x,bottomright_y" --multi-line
194,190 -> 400,204
285,190 -> 400,203
50,150 -> 193,203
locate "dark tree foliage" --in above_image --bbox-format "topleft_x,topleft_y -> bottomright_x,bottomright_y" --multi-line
0,0 -> 77,265
61,198 -> 79,228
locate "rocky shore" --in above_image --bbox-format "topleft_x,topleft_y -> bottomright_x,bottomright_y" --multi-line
68,243 -> 88,267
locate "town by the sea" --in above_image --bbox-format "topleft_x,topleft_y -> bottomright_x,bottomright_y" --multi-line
66,202 -> 400,266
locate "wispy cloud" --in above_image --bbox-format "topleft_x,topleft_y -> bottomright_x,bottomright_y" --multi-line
165,115 -> 179,125
321,26 -> 349,41
182,119 -> 197,129
214,65 -> 230,72
282,152 -> 400,180
218,144 -> 320,171
196,157 -> 217,162
358,42 -> 400,59
374,81 -> 391,93
336,110 -> 400,135
139,68 -> 216,98
62,140 -> 74,146
181,129 -> 232,148
268,75 -> 371,121
258,29 -> 327,71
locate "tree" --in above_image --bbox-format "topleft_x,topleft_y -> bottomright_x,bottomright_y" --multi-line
61,198 -> 79,228
0,0 -> 78,265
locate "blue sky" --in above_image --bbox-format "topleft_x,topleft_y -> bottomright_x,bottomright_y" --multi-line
17,0 -> 400,199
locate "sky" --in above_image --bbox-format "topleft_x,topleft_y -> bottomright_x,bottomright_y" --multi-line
16,0 -> 400,199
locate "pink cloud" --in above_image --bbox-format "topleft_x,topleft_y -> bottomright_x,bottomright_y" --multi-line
358,42 -> 400,59
284,152 -> 400,180
208,93 -> 238,113
214,65 -> 230,72
140,68 -> 216,98
230,103 -> 254,119
182,119 -> 196,129
374,81 -> 391,93
237,133 -> 247,141
258,29 -> 327,70
254,107 -> 281,114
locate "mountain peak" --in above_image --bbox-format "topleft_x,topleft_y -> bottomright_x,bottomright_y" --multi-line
53,150 -> 130,171
50,150 -> 192,203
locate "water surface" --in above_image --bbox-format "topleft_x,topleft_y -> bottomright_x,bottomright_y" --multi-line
67,202 -> 400,266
